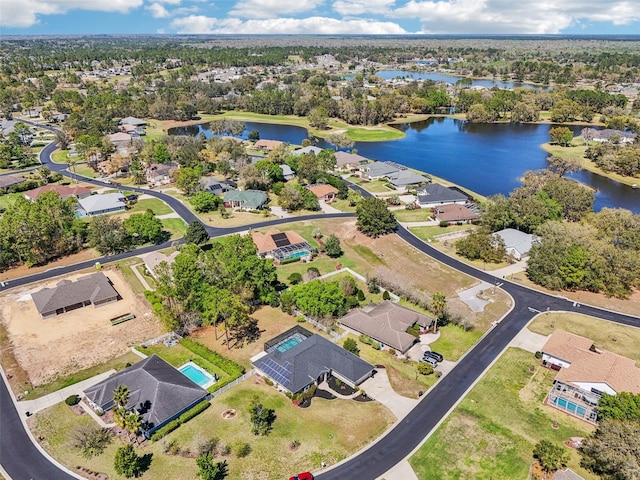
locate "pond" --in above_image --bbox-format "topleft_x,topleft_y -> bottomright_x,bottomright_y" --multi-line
169,119 -> 640,213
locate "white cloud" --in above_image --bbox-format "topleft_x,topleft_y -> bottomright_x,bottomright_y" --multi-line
171,15 -> 408,34
392,0 -> 640,34
146,2 -> 170,17
153,0 -> 181,4
1,0 -> 144,28
228,0 -> 325,19
333,0 -> 396,17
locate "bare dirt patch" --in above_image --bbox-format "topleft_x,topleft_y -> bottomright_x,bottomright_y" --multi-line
0,268 -> 163,387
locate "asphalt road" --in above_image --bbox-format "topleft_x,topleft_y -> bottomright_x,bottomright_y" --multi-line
2,126 -> 639,479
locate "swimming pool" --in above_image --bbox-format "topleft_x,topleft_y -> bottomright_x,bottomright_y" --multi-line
179,363 -> 214,388
287,250 -> 310,260
554,397 -> 587,417
275,333 -> 308,353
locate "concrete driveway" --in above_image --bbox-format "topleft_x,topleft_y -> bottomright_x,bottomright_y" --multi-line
359,368 -> 418,419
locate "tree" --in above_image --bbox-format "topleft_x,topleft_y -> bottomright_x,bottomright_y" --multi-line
184,221 -> 209,245
580,419 -> 640,480
86,215 -> 131,255
153,142 -> 171,163
174,167 -> 201,195
356,197 -> 397,238
328,132 -> 354,150
324,234 -> 343,258
113,384 -> 130,409
196,455 -> 228,480
288,272 -> 303,285
430,292 -> 447,324
547,155 -> 580,177
247,130 -> 260,141
549,126 -> 574,147
343,338 -> 360,356
597,392 -> 640,422
249,399 -> 276,436
124,211 -> 165,244
113,444 -> 144,478
72,425 -> 113,459
533,440 -> 569,477
190,191 -> 222,213
308,106 -> 329,129
456,231 -> 506,263
286,279 -> 347,318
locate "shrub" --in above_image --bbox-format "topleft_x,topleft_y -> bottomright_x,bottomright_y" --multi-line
288,272 -> 303,285
357,289 -> 366,301
196,436 -> 219,456
232,441 -> 252,458
150,419 -> 181,441
371,341 -> 381,350
439,220 -> 450,228
417,363 -> 434,376
178,400 -> 210,424
307,266 -> 320,276
406,324 -> 421,338
263,376 -> 274,386
180,338 -> 244,377
367,277 -> 380,294
359,334 -> 373,345
382,290 -> 391,300
388,348 -> 396,356
295,316 -> 306,323
65,394 -> 80,406
535,351 -> 542,359
343,338 -> 360,356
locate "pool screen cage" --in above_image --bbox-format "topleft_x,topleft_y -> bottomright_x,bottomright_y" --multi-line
272,242 -> 315,262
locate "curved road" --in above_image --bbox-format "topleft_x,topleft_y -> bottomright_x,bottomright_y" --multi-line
2,127 -> 640,479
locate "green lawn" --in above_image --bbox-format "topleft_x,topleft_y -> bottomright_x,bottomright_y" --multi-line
128,198 -> 173,216
160,217 -> 187,240
358,179 -> 396,194
116,258 -> 147,294
409,224 -> 473,242
23,351 -> 141,400
328,198 -> 356,212
0,192 -> 23,211
30,380 -> 395,480
393,209 -> 431,223
51,149 -> 70,164
73,163 -> 98,179
428,324 -> 483,361
409,348 -> 595,480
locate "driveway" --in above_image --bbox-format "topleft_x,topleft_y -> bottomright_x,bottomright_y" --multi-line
359,368 -> 418,419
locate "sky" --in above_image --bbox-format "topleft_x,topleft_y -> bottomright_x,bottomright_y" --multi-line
2,0 -> 640,36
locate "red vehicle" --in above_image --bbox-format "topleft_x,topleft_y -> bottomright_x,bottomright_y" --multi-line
289,473 -> 314,480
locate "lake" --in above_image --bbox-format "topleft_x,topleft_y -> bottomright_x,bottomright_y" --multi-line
169,118 -> 640,213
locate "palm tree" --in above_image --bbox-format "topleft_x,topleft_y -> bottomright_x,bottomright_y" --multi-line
430,292 -> 447,333
113,384 -> 130,409
124,411 -> 142,443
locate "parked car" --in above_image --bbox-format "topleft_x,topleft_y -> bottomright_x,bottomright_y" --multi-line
419,356 -> 438,367
422,351 -> 443,363
289,473 -> 314,480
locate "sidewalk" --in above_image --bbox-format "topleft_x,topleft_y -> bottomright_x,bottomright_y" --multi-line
16,369 -> 116,417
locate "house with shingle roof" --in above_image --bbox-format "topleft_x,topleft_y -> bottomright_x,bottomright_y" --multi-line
83,354 -> 208,438
360,161 -> 400,180
306,184 -> 339,203
542,330 -> 640,424
434,204 -> 478,225
416,183 -> 468,208
494,228 -> 534,260
0,174 -> 25,192
254,139 -> 284,152
252,328 -> 374,395
78,193 -> 126,216
335,151 -> 369,171
385,170 -> 431,190
23,184 -> 93,202
251,230 -> 314,263
338,301 -> 433,353
223,189 -> 268,210
31,272 -> 120,319
292,146 -> 323,156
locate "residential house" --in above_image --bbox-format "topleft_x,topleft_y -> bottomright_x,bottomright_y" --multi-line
335,151 -> 369,171
0,174 -> 25,192
541,330 -> 640,424
416,183 -> 468,208
385,170 -> 431,191
118,116 -> 147,136
223,189 -> 268,210
77,193 -> 126,216
581,128 -> 636,145
254,139 -> 284,152
146,162 -> 178,187
83,354 -> 208,438
251,230 -> 314,263
306,184 -> 339,203
142,251 -> 180,279
338,300 -> 433,354
360,161 -> 399,180
279,164 -> 295,181
494,228 -> 534,260
31,272 -> 119,319
199,177 -> 232,195
252,327 -> 375,395
292,146 -> 323,156
23,184 -> 93,202
434,204 -> 478,225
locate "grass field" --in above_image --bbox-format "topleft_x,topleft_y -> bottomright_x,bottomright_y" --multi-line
528,312 -> 640,363
393,209 -> 431,223
116,258 -> 147,294
160,217 -> 187,239
0,192 -> 23,211
51,149 -> 70,164
409,348 -> 595,480
30,378 -> 395,480
409,224 -> 472,242
73,163 -> 98,179
128,198 -> 173,216
428,324 -> 484,361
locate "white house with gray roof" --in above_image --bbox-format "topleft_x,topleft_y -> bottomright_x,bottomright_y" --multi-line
416,183 -> 468,208
360,161 -> 400,180
78,193 -> 126,217
83,354 -> 208,438
494,228 -> 535,260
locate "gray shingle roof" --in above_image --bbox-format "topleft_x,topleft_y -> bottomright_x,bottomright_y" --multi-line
417,183 -> 468,205
363,161 -> 400,177
83,354 -> 208,431
253,335 -> 374,394
224,189 -> 268,209
31,272 -> 119,315
78,193 -> 125,214
339,301 -> 432,353
494,228 -> 534,256
0,174 -> 25,189
386,170 -> 431,186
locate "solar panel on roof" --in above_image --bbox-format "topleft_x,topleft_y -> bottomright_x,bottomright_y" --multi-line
272,232 -> 291,247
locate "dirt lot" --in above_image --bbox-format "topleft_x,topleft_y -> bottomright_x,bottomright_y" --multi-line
0,268 -> 163,387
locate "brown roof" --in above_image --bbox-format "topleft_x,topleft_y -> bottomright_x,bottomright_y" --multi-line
251,230 -> 308,254
254,139 -> 284,150
0,174 -> 25,189
335,151 -> 368,167
24,184 -> 93,200
31,272 -> 119,316
307,184 -> 339,199
435,204 -> 478,222
542,330 -> 640,394
339,301 -> 432,353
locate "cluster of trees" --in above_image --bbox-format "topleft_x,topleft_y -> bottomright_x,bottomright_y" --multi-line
586,142 -> 640,178
356,197 -> 397,237
579,392 -> 640,480
0,122 -> 37,169
0,191 -> 85,269
86,211 -> 167,255
149,235 -> 279,338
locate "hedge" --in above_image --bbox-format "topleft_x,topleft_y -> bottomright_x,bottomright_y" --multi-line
150,400 -> 210,441
179,338 -> 244,377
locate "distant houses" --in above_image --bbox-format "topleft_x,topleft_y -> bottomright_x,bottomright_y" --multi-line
118,116 -> 147,136
31,272 -> 120,319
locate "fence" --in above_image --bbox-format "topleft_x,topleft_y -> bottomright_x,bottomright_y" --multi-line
209,369 -> 255,399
